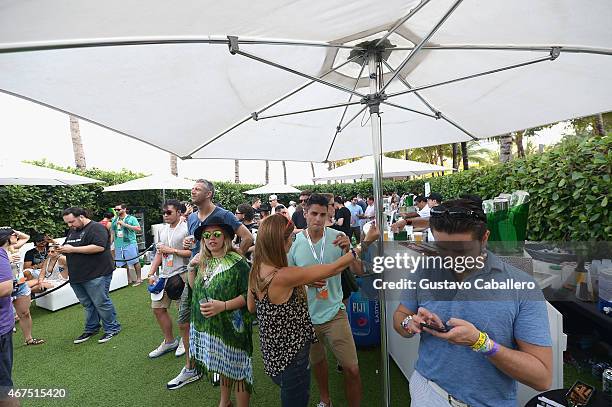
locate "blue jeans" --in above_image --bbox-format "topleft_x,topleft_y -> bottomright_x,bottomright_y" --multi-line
271,343 -> 311,407
0,331 -> 13,389
71,274 -> 121,334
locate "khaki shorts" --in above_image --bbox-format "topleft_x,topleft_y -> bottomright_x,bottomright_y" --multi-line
310,308 -> 358,367
151,285 -> 190,325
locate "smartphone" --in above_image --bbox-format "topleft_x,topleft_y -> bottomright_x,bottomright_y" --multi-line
420,322 -> 449,333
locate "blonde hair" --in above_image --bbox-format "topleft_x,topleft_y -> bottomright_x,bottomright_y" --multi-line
197,227 -> 238,275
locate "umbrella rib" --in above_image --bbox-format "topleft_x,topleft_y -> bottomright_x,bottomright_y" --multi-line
185,54 -> 362,158
325,105 -> 368,162
375,0 -> 432,46
386,52 -> 557,99
382,60 -> 437,114
380,101 -> 438,119
231,47 -> 366,99
255,100 -> 363,120
379,0 -> 464,94
0,37 -> 361,54
324,59 -> 368,162
385,45 -> 612,56
382,60 -> 478,140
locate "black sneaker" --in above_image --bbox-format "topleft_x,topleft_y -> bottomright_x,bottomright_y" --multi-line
73,331 -> 99,344
336,364 -> 343,374
98,331 -> 120,344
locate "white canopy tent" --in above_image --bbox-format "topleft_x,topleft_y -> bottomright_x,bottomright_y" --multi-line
1,1 -> 611,404
243,183 -> 301,195
313,156 -> 448,182
103,174 -> 194,203
102,175 -> 194,192
0,160 -> 101,186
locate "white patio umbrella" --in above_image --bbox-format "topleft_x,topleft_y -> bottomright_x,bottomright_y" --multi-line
243,183 -> 301,195
103,174 -> 194,202
314,155 -> 449,182
0,160 -> 101,186
1,1 -> 611,403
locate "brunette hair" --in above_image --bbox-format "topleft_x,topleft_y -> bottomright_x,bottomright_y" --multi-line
249,214 -> 295,295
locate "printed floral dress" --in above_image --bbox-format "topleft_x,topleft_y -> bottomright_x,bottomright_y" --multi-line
189,251 -> 253,392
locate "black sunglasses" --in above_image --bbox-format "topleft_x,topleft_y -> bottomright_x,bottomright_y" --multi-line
163,210 -> 174,216
430,206 -> 486,221
235,212 -> 243,215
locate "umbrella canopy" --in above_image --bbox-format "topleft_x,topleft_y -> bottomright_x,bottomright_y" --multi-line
103,174 -> 194,192
313,156 -> 449,182
0,1 -> 610,162
243,183 -> 302,195
0,160 -> 101,186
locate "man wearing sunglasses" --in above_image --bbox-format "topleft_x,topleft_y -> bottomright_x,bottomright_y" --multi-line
111,204 -> 142,287
147,200 -> 192,362
291,189 -> 311,233
393,198 -> 552,407
391,193 -> 443,233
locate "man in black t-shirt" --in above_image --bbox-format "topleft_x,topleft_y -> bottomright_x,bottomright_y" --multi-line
59,207 -> 121,345
331,196 -> 352,237
291,189 -> 311,232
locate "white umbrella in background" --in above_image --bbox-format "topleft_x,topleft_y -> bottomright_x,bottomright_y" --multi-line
0,159 -> 101,186
313,155 -> 449,182
243,183 -> 302,195
1,1 -> 611,404
103,174 -> 194,202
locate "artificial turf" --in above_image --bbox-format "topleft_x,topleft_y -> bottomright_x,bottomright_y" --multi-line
12,284 -> 411,406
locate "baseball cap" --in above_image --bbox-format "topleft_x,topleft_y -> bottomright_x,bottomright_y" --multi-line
268,194 -> 278,202
0,227 -> 14,240
148,277 -> 167,301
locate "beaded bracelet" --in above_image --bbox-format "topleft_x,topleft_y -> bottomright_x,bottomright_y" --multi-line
471,331 -> 487,351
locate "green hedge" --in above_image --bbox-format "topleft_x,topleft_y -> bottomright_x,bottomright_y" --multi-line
1,135 -> 609,242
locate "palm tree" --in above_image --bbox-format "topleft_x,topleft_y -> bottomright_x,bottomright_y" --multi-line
514,130 -> 526,158
265,160 -> 270,184
282,160 -> 287,184
310,162 -> 316,179
69,115 -> 86,169
499,134 -> 513,163
451,143 -> 459,172
460,142 -> 469,170
170,154 -> 178,176
234,160 -> 240,183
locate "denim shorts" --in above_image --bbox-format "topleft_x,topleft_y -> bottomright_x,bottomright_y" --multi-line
115,243 -> 140,266
12,282 -> 30,299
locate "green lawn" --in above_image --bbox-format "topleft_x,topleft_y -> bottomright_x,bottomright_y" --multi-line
12,285 -> 411,406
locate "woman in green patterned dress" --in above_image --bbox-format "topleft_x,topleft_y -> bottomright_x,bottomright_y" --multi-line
189,215 -> 253,407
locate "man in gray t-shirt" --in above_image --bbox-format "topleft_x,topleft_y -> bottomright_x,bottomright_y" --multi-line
146,200 -> 191,359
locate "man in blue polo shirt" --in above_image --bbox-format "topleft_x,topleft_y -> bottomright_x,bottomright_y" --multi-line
393,198 -> 552,407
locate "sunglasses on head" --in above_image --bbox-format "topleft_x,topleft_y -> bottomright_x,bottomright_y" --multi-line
202,230 -> 224,239
430,206 -> 486,221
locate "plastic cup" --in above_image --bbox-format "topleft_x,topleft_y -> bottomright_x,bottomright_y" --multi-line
413,232 -> 423,242
186,235 -> 196,250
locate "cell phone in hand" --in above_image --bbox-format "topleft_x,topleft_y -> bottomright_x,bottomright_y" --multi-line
420,322 -> 449,333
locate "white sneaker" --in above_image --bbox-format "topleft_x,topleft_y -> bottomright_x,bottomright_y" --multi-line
148,338 -> 179,358
167,367 -> 202,390
316,401 -> 333,407
175,338 -> 185,357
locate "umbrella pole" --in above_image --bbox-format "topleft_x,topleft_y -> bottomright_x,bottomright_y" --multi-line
367,51 -> 391,407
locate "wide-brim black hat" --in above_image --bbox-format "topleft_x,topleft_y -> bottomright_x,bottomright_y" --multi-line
194,215 -> 235,241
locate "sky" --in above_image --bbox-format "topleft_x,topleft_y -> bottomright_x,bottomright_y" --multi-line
0,92 -> 567,185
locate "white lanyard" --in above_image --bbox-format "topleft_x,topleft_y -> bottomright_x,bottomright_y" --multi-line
305,229 -> 326,265
165,220 -> 182,247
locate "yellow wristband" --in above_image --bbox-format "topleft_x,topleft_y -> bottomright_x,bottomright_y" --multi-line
471,331 -> 486,350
